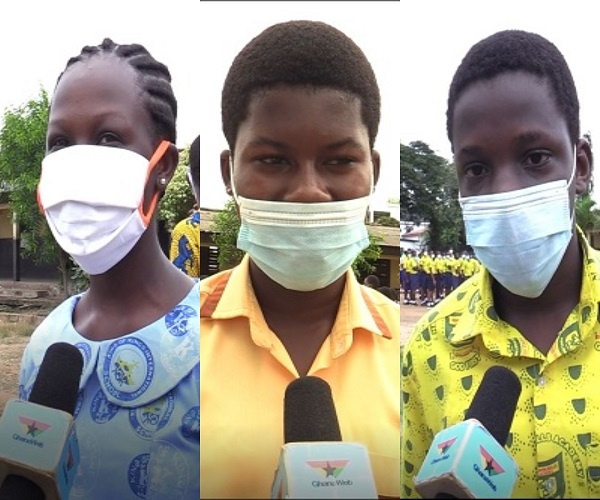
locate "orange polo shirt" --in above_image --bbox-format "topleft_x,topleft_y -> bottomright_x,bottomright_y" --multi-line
200,255 -> 400,498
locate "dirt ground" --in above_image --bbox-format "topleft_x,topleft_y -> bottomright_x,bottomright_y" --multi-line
0,330 -> 31,416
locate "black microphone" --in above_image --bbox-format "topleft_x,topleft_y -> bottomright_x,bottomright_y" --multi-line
271,376 -> 377,499
414,365 -> 522,499
0,342 -> 83,499
284,376 -> 342,443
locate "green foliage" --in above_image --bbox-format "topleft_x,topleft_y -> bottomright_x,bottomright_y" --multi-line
352,232 -> 383,277
211,198 -> 245,270
400,141 -> 464,250
576,193 -> 600,240
158,144 -> 195,232
374,215 -> 400,227
68,256 -> 90,294
0,88 -> 59,265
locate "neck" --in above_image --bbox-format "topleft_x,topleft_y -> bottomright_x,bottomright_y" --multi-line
248,259 -> 346,319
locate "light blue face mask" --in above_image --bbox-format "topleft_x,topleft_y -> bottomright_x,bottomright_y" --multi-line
230,160 -> 372,291
459,148 -> 577,298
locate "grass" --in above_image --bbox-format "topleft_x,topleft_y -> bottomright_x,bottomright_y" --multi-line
0,321 -> 35,340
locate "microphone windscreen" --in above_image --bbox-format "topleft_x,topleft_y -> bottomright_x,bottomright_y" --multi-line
28,342 -> 83,415
284,376 -> 342,443
0,474 -> 44,500
464,365 -> 522,447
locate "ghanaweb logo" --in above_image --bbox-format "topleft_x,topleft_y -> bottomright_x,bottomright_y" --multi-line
306,460 -> 349,478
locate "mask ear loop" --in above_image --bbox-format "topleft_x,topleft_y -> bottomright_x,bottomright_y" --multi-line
229,153 -> 240,204
568,144 -> 579,225
138,140 -> 171,226
568,144 -> 578,188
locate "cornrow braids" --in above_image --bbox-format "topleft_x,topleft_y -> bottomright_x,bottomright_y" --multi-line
221,20 -> 380,154
57,37 -> 177,144
447,30 -> 579,147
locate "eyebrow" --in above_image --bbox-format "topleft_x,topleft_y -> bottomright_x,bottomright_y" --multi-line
246,136 -> 366,151
456,130 -> 554,157
514,130 -> 548,146
324,137 -> 366,151
246,137 -> 289,149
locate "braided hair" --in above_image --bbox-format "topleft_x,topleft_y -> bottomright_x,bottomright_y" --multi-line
56,38 -> 177,144
221,20 -> 380,154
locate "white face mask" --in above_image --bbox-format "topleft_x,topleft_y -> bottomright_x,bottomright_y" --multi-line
230,159 -> 372,291
38,141 -> 170,275
459,149 -> 576,298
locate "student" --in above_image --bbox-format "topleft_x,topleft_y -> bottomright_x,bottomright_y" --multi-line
20,38 -> 199,499
170,134 -> 200,277
364,274 -> 381,289
400,30 -> 597,498
200,20 -> 400,498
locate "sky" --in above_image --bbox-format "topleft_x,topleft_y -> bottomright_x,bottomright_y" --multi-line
198,1 -> 401,210
398,0 -> 600,203
0,0 -> 199,150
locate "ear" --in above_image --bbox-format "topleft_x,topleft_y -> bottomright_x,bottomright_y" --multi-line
142,142 -> 178,216
371,149 -> 381,189
575,138 -> 593,196
220,149 -> 233,196
154,142 -> 179,190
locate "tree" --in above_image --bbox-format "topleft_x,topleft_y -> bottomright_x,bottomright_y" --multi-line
0,88 -> 72,289
576,193 -> 600,242
374,214 -> 400,227
211,198 -> 245,270
352,232 -> 383,277
210,198 -> 383,276
158,144 -> 195,232
400,141 -> 464,250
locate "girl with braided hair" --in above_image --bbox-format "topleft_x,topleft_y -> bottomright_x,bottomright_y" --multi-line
19,38 -> 199,499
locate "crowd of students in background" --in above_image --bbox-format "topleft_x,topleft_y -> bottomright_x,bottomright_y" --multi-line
399,247 -> 481,307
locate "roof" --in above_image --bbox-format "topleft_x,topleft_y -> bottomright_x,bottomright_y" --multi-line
199,207 -> 400,248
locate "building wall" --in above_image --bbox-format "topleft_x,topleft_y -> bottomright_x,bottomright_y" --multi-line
0,205 -> 11,239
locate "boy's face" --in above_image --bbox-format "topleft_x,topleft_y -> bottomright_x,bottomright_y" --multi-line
221,86 -> 379,202
451,71 -> 590,200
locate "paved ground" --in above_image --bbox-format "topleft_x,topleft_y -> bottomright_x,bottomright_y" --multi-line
400,301 -> 430,345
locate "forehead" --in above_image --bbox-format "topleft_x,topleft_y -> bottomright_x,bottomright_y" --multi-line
451,71 -> 567,149
238,86 -> 366,143
50,54 -> 146,122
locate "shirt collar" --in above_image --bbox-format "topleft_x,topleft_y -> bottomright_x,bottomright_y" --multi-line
204,254 -> 392,345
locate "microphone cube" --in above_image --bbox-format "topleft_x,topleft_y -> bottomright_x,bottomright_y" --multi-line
271,442 -> 378,499
0,399 -> 79,500
414,419 -> 518,498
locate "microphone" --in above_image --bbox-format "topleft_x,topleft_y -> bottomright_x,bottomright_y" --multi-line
0,342 -> 83,500
414,365 -> 522,499
270,376 -> 377,499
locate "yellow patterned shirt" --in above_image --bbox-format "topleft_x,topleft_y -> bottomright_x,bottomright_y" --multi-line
401,229 -> 600,498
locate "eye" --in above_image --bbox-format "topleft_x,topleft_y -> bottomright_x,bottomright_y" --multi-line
524,151 -> 551,168
325,157 -> 354,166
258,156 -> 288,166
47,136 -> 69,153
98,132 -> 122,146
463,163 -> 487,178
